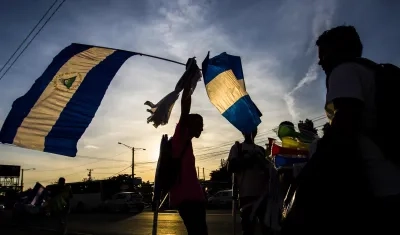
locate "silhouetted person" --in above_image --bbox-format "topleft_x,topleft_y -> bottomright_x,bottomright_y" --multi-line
227,128 -> 270,235
282,25 -> 400,234
169,65 -> 208,235
52,177 -> 72,235
318,25 -> 400,232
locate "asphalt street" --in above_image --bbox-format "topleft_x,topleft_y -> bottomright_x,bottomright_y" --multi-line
0,210 -> 252,235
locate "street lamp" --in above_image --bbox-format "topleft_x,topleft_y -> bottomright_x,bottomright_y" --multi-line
21,168 -> 36,191
117,142 -> 146,188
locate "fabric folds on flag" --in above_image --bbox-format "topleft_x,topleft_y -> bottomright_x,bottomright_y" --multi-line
0,43 -> 135,157
202,52 -> 262,133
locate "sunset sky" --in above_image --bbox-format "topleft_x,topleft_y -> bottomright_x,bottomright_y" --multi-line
0,0 -> 399,186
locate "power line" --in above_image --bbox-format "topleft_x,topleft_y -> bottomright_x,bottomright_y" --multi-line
0,0 -> 67,82
194,114 -> 326,154
107,165 -> 132,178
196,123 -> 328,164
0,0 -> 59,78
76,155 -> 131,163
31,148 -> 155,175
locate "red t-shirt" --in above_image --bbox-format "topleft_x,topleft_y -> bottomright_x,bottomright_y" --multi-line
169,122 -> 205,207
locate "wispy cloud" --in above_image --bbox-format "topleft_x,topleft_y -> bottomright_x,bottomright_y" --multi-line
284,64 -> 318,121
283,0 -> 336,122
84,145 -> 99,150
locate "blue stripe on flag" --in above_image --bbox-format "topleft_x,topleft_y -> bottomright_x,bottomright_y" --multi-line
0,44 -> 91,144
202,63 -> 226,85
274,155 -> 308,169
202,52 -> 244,85
221,95 -> 261,134
44,50 -> 135,156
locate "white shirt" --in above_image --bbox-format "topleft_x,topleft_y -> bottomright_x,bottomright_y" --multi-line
228,142 -> 269,198
326,62 -> 400,197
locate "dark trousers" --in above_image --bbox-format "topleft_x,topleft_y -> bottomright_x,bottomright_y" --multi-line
178,201 -> 208,235
56,205 -> 70,235
240,196 -> 271,235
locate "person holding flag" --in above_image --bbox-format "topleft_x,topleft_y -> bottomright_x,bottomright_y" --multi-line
168,59 -> 208,235
227,128 -> 271,235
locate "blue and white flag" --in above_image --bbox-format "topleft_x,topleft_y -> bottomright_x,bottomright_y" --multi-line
202,52 -> 262,133
0,43 -> 135,157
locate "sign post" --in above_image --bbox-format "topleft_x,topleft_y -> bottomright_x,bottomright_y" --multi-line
232,173 -> 238,235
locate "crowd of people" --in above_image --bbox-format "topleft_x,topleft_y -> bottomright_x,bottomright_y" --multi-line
166,24 -> 400,235
12,177 -> 72,235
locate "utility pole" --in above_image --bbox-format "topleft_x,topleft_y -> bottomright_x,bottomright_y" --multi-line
20,168 -> 35,191
87,169 -> 93,181
197,166 -> 200,179
21,169 -> 23,191
118,142 -> 146,189
131,148 -> 134,184
202,167 -> 205,181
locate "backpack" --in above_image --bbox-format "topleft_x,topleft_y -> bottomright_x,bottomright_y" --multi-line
153,134 -> 190,203
226,142 -> 243,174
227,142 -> 269,174
329,58 -> 400,166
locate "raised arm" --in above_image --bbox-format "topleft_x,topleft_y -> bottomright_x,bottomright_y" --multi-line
180,81 -> 191,124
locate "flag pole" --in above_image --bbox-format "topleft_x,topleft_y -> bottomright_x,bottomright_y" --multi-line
74,43 -> 186,66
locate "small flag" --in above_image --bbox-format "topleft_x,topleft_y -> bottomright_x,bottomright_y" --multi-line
202,52 -> 262,133
0,43 -> 135,157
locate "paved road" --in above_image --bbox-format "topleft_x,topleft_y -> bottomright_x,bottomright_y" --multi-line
1,210 -> 251,235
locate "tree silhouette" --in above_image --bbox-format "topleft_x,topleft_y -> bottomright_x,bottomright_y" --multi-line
298,119 -> 318,135
209,159 -> 230,183
107,174 -> 133,183
298,118 -> 318,142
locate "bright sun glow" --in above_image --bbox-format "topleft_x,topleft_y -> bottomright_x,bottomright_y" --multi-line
150,148 -> 160,162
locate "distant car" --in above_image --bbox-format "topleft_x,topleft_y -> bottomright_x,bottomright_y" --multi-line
207,190 -> 233,208
103,192 -> 144,213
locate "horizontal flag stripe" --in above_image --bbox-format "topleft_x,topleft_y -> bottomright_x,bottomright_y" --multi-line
13,47 -> 116,153
44,49 -> 135,156
203,64 -> 227,85
274,154 -> 308,168
205,69 -> 248,113
225,54 -> 244,80
221,95 -> 261,134
0,44 -> 91,144
203,52 -> 244,82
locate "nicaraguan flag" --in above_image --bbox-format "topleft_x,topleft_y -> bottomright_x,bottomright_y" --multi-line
202,52 -> 262,133
0,43 -> 135,157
